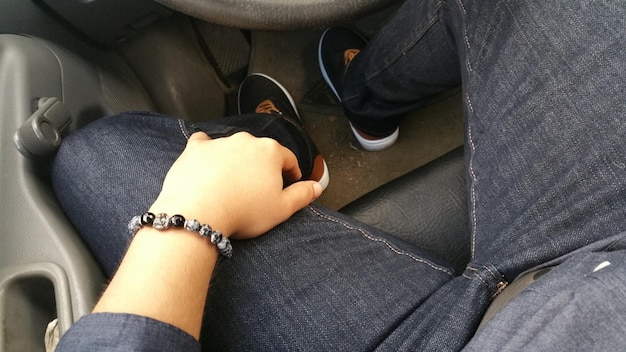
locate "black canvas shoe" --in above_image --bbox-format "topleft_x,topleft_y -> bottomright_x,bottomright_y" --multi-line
319,28 -> 399,152
318,27 -> 367,102
238,73 -> 329,190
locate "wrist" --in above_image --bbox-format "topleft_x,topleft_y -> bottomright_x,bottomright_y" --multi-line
129,210 -> 233,258
148,197 -> 234,238
96,226 -> 217,339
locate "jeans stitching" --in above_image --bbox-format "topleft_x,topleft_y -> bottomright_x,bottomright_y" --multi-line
459,0 -> 479,260
483,265 -> 503,283
308,206 -> 455,276
177,119 -> 190,140
463,266 -> 506,296
360,2 -> 443,86
458,0 -> 466,15
468,125 -> 478,259
462,267 -> 489,287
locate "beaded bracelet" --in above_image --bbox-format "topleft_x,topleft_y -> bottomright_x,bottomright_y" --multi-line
127,212 -> 233,258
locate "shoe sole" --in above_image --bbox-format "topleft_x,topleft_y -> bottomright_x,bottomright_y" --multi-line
350,123 -> 399,152
318,29 -> 342,102
319,159 -> 330,191
309,155 -> 330,191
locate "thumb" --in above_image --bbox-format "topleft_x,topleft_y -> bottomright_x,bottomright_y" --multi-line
280,181 -> 323,214
188,131 -> 212,142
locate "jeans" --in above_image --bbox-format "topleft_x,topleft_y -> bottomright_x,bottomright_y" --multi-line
52,112 -> 321,276
52,0 -> 626,350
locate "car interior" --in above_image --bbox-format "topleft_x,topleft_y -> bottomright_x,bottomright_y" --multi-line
0,0 -> 476,350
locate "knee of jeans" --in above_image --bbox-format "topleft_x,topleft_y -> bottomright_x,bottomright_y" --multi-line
51,128 -> 96,190
59,112 -> 151,154
52,115 -> 125,184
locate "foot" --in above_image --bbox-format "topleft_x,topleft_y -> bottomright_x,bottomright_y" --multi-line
238,73 -> 330,190
318,27 -> 366,103
318,27 -> 399,152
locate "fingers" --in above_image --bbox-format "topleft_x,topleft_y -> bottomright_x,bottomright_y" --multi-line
280,180 -> 323,214
188,131 -> 211,142
168,131 -> 323,239
245,134 -> 303,182
280,147 -> 303,182
188,132 -> 303,182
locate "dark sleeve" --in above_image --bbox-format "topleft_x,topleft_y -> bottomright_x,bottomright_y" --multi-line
55,313 -> 201,352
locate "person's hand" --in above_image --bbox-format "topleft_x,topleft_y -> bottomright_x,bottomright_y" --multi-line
149,132 -> 323,239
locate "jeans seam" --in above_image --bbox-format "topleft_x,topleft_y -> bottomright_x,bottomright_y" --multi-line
462,267 -> 488,287
459,0 -> 478,259
468,124 -> 478,259
177,119 -> 190,140
457,0 -> 466,15
601,233 -> 626,252
359,0 -> 443,87
308,206 -> 455,276
463,265 -> 508,297
483,265 -> 503,283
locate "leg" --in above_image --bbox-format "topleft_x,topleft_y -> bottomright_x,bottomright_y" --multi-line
312,0 -> 626,349
393,0 -> 626,349
457,1 -> 626,348
466,238 -> 626,351
462,0 -> 626,276
52,112 -> 456,350
341,0 -> 461,136
52,111 -> 320,276
202,204 -> 455,350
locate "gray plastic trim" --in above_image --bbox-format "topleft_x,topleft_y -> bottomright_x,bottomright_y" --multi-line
13,97 -> 70,158
0,33 -> 106,325
0,262 -> 73,351
0,34 -> 153,351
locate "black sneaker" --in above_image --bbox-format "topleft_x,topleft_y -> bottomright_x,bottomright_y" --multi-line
238,73 -> 329,190
319,28 -> 399,152
318,27 -> 367,102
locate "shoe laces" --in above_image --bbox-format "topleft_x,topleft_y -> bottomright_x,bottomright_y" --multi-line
255,99 -> 282,115
344,49 -> 360,69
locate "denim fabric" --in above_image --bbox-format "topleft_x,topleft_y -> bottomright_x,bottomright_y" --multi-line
465,235 -> 626,352
53,0 -> 626,350
340,0 -> 625,349
52,111 -> 320,276
53,113 -> 457,351
55,313 -> 199,351
201,204 -> 455,351
342,0 -> 461,136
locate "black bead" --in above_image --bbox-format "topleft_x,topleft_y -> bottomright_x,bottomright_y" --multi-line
169,214 -> 186,228
141,212 -> 155,225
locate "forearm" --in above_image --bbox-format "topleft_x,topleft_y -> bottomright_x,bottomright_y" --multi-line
93,226 -> 218,340
75,132 -> 321,343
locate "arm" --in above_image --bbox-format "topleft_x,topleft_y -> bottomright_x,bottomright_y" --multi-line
57,132 -> 322,348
